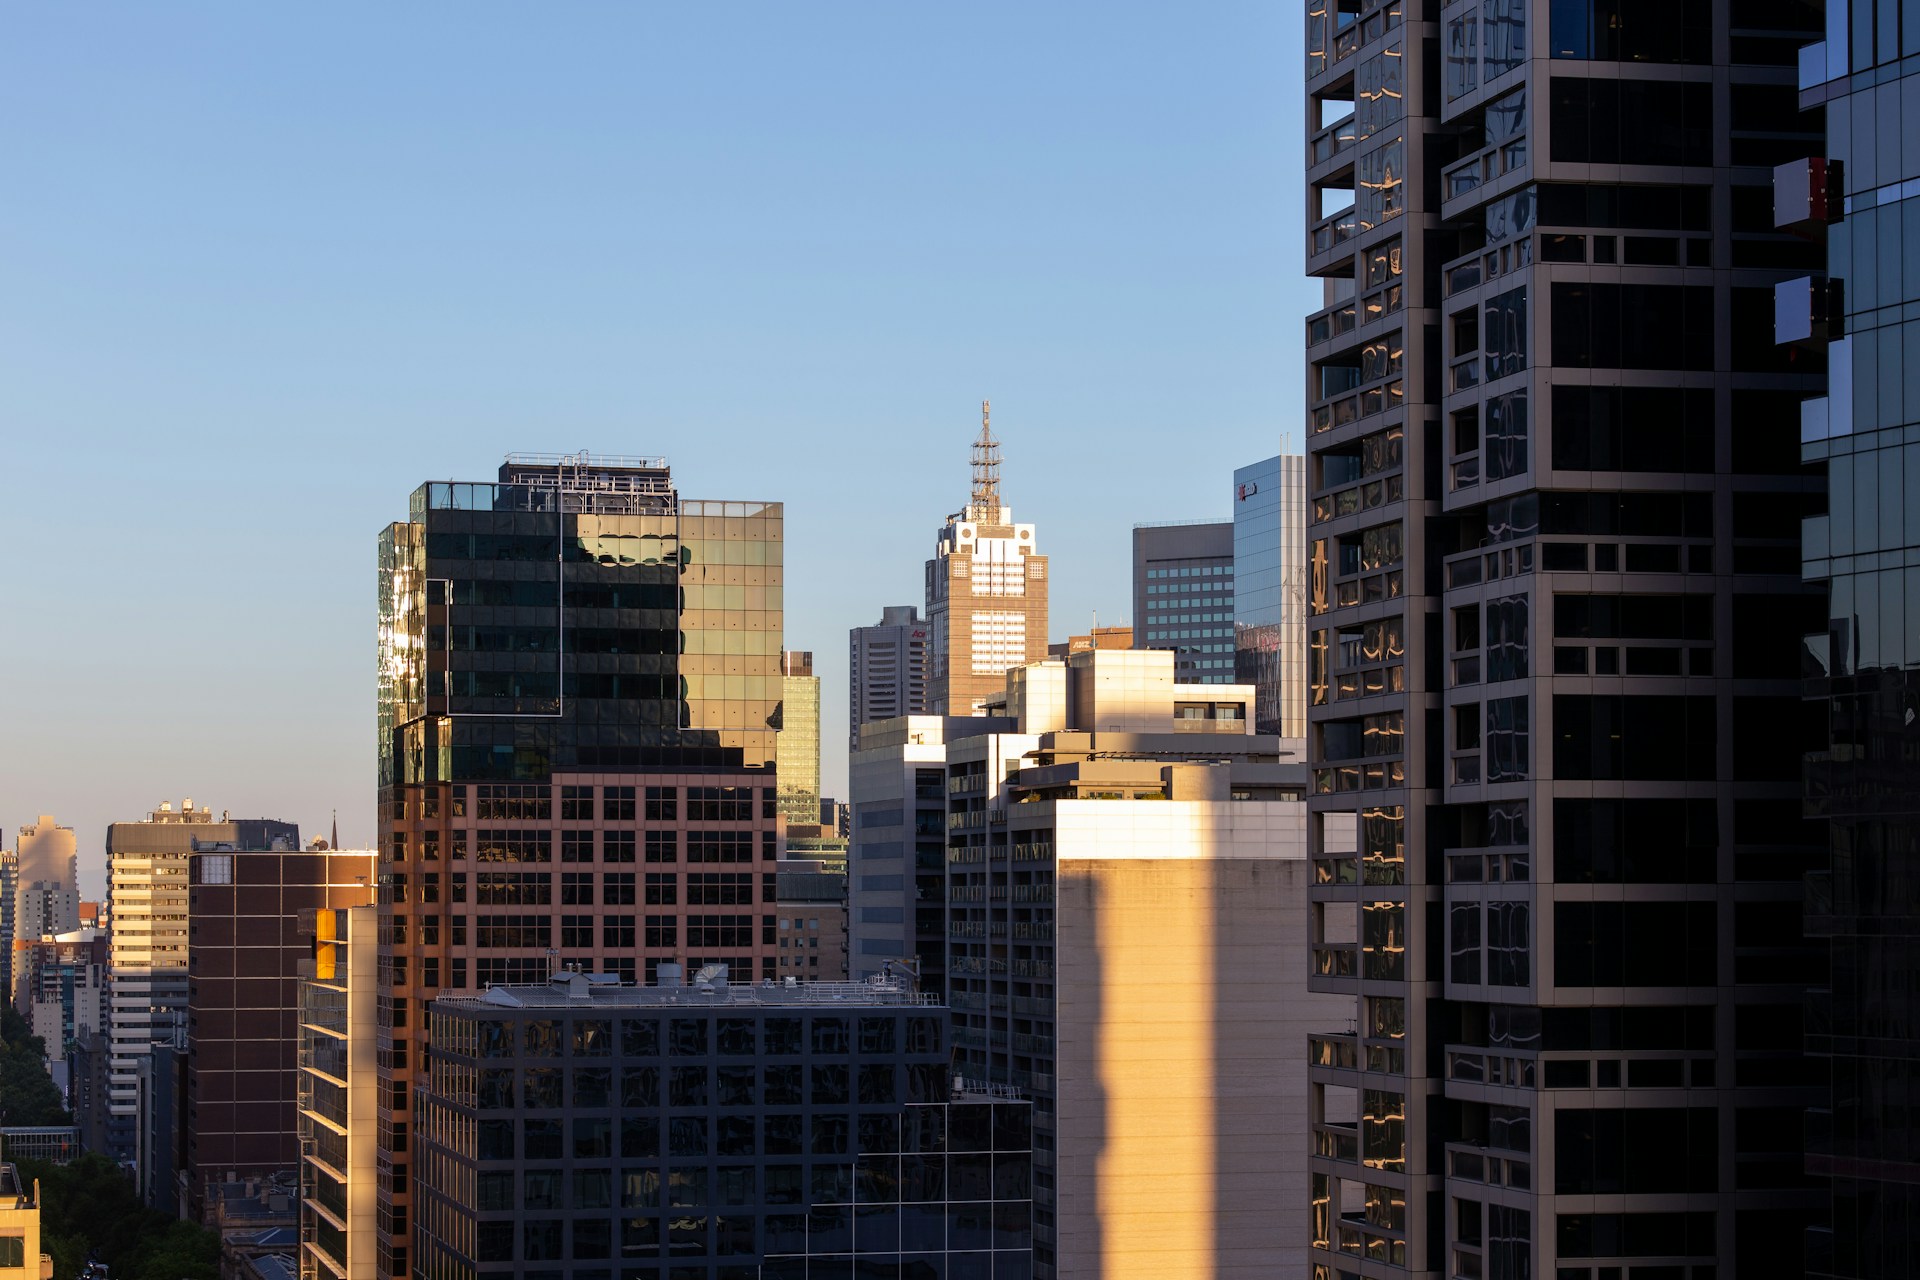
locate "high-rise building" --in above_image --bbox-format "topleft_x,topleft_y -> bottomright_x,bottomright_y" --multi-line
102,801 -> 298,1171
298,903 -> 379,1280
776,650 -> 822,830
16,929 -> 107,1064
1302,5 -> 1829,1277
16,816 -> 76,898
12,883 -> 78,958
182,842 -> 375,1217
1132,518 -> 1236,683
412,972 -> 1032,1280
1788,17 -> 1920,1279
1233,453 -> 1308,737
846,715 -> 1012,989
848,606 -> 930,750
376,453 -> 783,1280
926,406 -> 1049,715
940,647 -> 1336,1279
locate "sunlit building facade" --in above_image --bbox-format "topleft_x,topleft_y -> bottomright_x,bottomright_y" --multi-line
944,648 -> 1336,1279
775,651 -> 822,831
298,904 -> 379,1280
926,409 -> 1049,716
375,453 -> 783,1280
1303,1 -> 1831,1276
102,802 -> 298,1171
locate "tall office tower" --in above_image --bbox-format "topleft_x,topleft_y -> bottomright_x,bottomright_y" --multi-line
776,650 -> 822,829
182,841 -> 375,1217
298,904 -> 378,1280
942,648 -> 1341,1279
102,801 -> 298,1170
1132,518 -> 1236,683
848,606 -> 930,750
1787,16 -> 1920,1278
926,406 -> 1049,715
1234,453 -> 1309,738
1302,4 -> 1829,1276
10,813 -> 80,1008
412,971 -> 1032,1280
376,453 -> 783,1280
846,715 -> 1013,987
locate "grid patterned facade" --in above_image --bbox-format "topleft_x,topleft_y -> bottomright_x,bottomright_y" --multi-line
1303,2 -> 1829,1277
413,984 -> 1031,1280
1132,520 -> 1236,684
1794,6 -> 1920,1275
375,456 -> 784,1280
777,652 -> 822,832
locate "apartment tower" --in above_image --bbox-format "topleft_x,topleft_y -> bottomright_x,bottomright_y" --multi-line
1789,10 -> 1920,1278
375,453 -> 782,1280
926,405 -> 1049,715
1303,3 -> 1827,1277
182,841 -> 374,1216
847,605 -> 930,749
102,802 -> 298,1170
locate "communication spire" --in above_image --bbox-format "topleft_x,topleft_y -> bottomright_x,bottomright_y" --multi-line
969,400 -> 1001,521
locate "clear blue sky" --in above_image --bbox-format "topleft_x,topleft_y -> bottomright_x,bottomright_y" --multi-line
0,4 -> 1309,897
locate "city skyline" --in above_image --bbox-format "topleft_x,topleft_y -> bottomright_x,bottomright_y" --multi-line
2,4 -> 1311,892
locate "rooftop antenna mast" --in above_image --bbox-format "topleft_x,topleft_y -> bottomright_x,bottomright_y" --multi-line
969,400 -> 1001,521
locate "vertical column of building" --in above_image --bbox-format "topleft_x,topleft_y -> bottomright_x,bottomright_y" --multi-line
374,458 -> 783,1280
1307,3 -> 1831,1276
1790,7 -> 1920,1276
1303,1 -> 1440,1272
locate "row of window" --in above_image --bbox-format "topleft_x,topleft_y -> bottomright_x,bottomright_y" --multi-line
395,786 -> 771,823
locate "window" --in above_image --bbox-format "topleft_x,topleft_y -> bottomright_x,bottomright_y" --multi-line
561,785 -> 595,820
1549,76 -> 1712,167
603,786 -> 636,821
645,831 -> 677,863
645,786 -> 677,820
561,873 -> 594,906
645,873 -> 678,905
603,915 -> 636,948
606,873 -> 637,905
645,915 -> 677,948
561,915 -> 593,949
561,831 -> 593,863
604,830 -> 636,863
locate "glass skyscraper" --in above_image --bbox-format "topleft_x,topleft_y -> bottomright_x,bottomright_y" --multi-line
1792,7 -> 1920,1276
1233,453 -> 1308,738
375,454 -> 784,1280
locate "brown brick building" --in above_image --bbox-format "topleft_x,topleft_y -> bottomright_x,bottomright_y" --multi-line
184,843 -> 373,1217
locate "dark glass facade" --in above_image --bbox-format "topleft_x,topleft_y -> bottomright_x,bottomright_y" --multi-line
414,987 -> 1032,1280
376,455 -> 785,1280
1233,453 -> 1308,737
1304,3 -> 1830,1276
1796,8 -> 1920,1276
